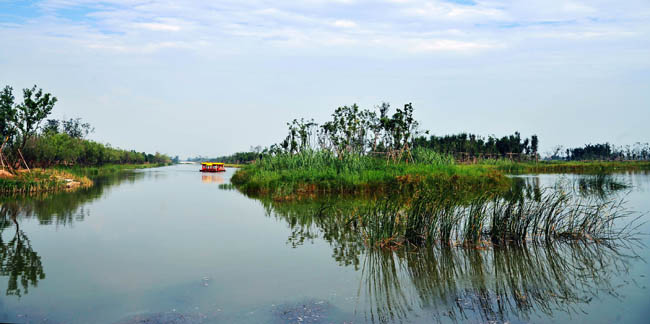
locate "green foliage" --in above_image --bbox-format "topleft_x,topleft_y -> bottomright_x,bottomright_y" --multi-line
231,149 -> 508,198
565,142 -> 650,161
189,151 -> 260,164
270,102 -> 422,161
0,84 -> 172,171
0,86 -> 17,141
15,85 -> 57,150
412,131 -> 539,159
21,132 -> 171,167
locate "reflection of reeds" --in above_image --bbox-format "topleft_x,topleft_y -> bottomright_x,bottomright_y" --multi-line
360,189 -> 637,248
359,242 -> 636,323
259,181 -> 640,249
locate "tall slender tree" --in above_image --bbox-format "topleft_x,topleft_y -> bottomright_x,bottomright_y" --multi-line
16,85 -> 57,150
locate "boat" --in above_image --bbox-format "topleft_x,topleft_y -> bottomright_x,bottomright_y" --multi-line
200,162 -> 226,172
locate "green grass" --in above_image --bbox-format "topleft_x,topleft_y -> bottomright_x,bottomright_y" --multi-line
0,163 -> 169,195
491,160 -> 650,174
231,150 -> 509,198
54,162 -> 170,178
0,169 -> 92,194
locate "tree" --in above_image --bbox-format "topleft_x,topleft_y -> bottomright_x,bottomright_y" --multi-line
531,135 -> 539,156
16,85 -> 57,150
61,118 -> 93,139
42,119 -> 60,135
0,86 -> 17,141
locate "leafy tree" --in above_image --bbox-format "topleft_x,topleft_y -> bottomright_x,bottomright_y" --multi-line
531,135 -> 539,156
42,119 -> 60,135
16,85 -> 57,150
0,86 -> 17,142
61,118 -> 93,139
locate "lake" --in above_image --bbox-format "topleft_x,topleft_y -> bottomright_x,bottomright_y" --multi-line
0,165 -> 648,323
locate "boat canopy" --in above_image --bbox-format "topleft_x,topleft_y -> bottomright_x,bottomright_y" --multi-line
201,162 -> 225,166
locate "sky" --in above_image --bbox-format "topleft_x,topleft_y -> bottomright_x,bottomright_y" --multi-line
0,0 -> 649,158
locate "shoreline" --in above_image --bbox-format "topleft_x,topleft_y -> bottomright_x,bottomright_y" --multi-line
231,159 -> 650,200
0,163 -> 170,195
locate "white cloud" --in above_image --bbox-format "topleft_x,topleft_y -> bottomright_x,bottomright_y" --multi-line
332,19 -> 357,28
2,0 -> 649,56
133,22 -> 181,32
409,39 -> 502,52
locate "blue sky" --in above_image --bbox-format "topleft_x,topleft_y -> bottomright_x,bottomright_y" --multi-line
1,0 -> 649,158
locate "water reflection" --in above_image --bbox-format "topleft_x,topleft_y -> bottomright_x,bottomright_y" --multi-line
0,202 -> 44,297
255,175 -> 641,323
358,242 -> 634,323
0,172 -> 145,226
0,172 -> 145,298
202,174 -> 225,184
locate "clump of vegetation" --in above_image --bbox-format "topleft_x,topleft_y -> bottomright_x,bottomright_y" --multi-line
564,142 -> 650,161
232,149 -> 508,198
0,169 -> 92,194
0,84 -> 172,194
232,103 -> 512,197
0,84 -> 172,170
495,160 -> 650,174
413,132 -> 540,161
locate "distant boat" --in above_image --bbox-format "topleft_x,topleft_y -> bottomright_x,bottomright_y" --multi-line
200,162 -> 226,172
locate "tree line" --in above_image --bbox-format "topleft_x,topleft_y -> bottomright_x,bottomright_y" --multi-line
261,102 -> 538,162
413,132 -> 539,160
0,84 -> 171,170
561,143 -> 650,161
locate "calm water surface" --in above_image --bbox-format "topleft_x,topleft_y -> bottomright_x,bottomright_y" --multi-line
0,165 -> 648,323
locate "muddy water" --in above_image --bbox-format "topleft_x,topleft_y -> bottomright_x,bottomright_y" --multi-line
0,165 -> 648,323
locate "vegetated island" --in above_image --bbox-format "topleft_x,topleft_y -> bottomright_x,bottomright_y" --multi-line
0,85 -> 174,194
229,102 -> 650,200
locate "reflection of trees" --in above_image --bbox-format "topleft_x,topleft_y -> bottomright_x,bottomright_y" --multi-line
260,199 -> 367,269
509,174 -> 630,202
0,172 -> 145,297
1,172 -> 144,226
0,202 -> 45,297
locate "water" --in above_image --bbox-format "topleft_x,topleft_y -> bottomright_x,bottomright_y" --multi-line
0,165 -> 648,323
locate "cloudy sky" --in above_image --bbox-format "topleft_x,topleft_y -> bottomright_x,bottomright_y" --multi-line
1,0 -> 648,158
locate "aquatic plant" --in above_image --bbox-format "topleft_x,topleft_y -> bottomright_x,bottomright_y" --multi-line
231,149 -> 508,198
259,184 -> 639,249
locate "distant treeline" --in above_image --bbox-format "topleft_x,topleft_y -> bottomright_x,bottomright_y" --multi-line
413,132 -> 539,159
1,84 -> 172,170
188,151 -> 260,164
562,143 -> 650,161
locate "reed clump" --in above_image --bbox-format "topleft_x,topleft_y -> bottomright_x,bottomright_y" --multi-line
231,149 -> 509,198
357,189 -> 637,248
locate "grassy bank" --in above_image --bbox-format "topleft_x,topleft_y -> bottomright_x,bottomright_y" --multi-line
489,160 -> 650,173
230,149 -> 650,199
0,169 -> 92,194
56,162 -> 171,178
231,150 -> 509,199
0,163 -> 169,195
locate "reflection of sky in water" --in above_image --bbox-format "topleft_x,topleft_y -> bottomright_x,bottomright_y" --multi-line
0,166 -> 647,323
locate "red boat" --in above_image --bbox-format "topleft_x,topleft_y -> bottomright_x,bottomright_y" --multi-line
200,162 -> 226,172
